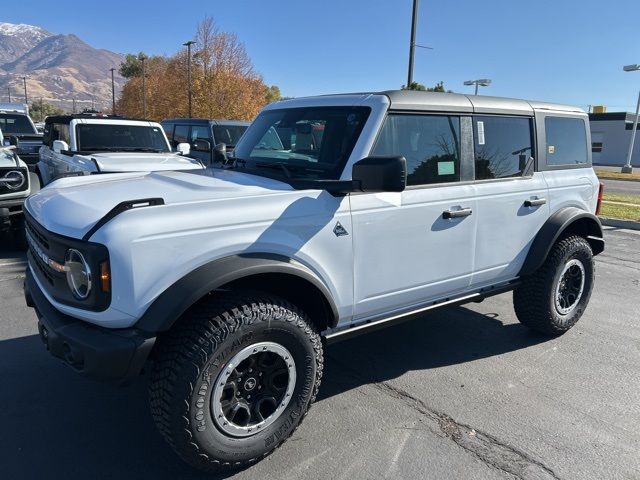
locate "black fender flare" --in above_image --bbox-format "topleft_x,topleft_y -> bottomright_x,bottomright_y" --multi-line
135,253 -> 339,334
519,207 -> 604,277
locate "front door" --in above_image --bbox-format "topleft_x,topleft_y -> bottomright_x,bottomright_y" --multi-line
350,113 -> 477,321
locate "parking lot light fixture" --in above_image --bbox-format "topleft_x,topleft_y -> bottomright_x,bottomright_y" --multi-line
464,79 -> 491,95
183,41 -> 196,118
622,64 -> 640,174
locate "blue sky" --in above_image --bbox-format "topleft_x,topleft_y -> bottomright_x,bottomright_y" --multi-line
6,0 -> 640,111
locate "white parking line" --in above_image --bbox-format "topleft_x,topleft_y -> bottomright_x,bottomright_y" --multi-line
0,260 -> 27,267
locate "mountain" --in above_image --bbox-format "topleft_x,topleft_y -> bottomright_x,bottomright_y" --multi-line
0,23 -> 51,64
0,23 -> 125,112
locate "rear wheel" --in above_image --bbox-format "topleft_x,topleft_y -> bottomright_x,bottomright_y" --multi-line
514,235 -> 594,336
149,292 -> 323,472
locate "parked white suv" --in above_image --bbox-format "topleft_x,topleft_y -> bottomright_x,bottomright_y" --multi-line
0,128 -> 39,248
23,91 -> 604,472
36,114 -> 203,185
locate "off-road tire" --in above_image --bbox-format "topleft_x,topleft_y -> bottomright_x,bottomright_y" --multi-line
514,235 -> 594,336
149,292 -> 323,473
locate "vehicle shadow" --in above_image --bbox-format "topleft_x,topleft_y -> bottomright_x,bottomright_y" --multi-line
0,231 -> 25,259
0,305 -> 548,480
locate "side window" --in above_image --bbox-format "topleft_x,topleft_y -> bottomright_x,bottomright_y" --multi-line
162,124 -> 174,143
173,125 -> 189,147
42,123 -> 51,146
545,116 -> 588,166
190,125 -> 210,142
51,123 -> 70,146
371,114 -> 461,186
473,116 -> 533,180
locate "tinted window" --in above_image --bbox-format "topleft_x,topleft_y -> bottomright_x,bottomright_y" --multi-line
474,116 -> 533,180
234,107 -> 370,180
212,125 -> 248,146
76,124 -> 169,152
190,125 -> 211,142
52,123 -> 70,145
161,123 -> 174,141
545,116 -> 588,165
372,114 -> 460,186
173,125 -> 189,147
0,114 -> 36,134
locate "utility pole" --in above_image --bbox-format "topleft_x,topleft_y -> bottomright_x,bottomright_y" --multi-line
22,76 -> 28,105
72,97 -> 76,114
140,54 -> 147,118
183,40 -> 196,117
109,67 -> 116,115
7,87 -> 11,102
622,64 -> 640,173
407,0 -> 419,88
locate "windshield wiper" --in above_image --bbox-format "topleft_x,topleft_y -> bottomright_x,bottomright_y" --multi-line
254,161 -> 298,178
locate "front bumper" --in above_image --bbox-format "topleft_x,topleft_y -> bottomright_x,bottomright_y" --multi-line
24,268 -> 155,382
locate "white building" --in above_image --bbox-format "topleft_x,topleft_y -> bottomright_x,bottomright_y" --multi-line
589,112 -> 640,166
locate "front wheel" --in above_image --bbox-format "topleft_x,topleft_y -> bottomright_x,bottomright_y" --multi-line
514,235 -> 595,336
149,293 -> 323,472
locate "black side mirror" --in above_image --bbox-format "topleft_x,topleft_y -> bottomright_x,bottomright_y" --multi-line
213,142 -> 227,164
192,139 -> 211,152
352,156 -> 406,192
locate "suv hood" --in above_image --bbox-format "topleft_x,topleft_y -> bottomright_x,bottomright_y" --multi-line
25,169 -> 294,239
84,152 -> 204,172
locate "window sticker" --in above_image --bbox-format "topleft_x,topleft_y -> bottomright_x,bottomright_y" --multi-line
477,121 -> 485,145
438,161 -> 455,176
548,145 -> 555,154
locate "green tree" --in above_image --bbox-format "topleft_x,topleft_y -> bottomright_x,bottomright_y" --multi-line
265,85 -> 281,103
119,53 -> 146,78
401,81 -> 451,92
29,100 -> 63,122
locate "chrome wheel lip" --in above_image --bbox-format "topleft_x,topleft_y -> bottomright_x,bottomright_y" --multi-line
211,341 -> 296,438
554,259 -> 586,316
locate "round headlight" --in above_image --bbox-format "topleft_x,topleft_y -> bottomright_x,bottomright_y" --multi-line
65,249 -> 92,299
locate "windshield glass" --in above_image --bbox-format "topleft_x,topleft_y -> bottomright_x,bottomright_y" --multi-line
76,124 -> 170,152
233,107 -> 370,179
212,125 -> 248,146
0,114 -> 36,134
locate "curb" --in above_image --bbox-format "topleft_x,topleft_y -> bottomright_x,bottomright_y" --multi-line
599,217 -> 640,230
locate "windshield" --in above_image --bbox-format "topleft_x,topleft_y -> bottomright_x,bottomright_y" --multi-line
0,114 -> 37,134
76,124 -> 170,152
233,107 -> 370,180
212,125 -> 248,146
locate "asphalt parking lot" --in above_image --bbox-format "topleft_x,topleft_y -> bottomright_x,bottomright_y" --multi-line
1,228 -> 639,480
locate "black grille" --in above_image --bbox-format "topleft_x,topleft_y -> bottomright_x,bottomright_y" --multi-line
25,218 -> 49,250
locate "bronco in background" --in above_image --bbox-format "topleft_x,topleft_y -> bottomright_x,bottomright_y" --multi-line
0,103 -> 43,170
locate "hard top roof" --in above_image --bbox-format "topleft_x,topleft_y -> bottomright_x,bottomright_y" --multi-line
44,114 -> 148,124
161,118 -> 251,126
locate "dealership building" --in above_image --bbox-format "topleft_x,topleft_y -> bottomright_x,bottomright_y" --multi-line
588,112 -> 640,166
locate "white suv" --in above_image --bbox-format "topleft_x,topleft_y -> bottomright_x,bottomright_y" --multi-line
23,91 -> 604,472
36,114 -> 203,185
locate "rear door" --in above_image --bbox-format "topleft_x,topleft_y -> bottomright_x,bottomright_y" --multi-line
470,115 -> 550,286
350,113 -> 477,321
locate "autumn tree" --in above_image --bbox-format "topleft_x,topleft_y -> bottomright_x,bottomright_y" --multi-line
30,100 -> 63,122
117,17 -> 276,121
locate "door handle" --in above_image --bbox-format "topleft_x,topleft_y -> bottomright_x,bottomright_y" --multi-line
443,208 -> 473,219
524,198 -> 547,207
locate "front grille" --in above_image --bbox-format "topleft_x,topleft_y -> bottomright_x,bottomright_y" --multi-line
25,218 -> 49,249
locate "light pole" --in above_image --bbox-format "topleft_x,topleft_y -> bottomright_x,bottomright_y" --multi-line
109,67 -> 116,115
622,64 -> 640,174
7,87 -> 10,102
406,0 -> 433,88
139,54 -> 147,118
183,40 -> 195,117
22,76 -> 28,105
464,78 -> 492,95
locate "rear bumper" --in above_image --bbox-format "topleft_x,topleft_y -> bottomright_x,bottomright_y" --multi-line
24,268 -> 155,383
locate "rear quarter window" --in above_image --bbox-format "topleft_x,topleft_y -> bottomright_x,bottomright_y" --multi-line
545,116 -> 588,166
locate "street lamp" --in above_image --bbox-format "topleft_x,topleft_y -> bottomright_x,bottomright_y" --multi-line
22,76 -> 28,104
622,64 -> 640,174
139,53 -> 148,118
406,0 -> 433,88
464,79 -> 492,95
183,40 -> 196,118
109,68 -> 116,115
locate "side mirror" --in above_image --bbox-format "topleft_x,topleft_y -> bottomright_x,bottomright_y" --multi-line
176,142 -> 191,155
52,140 -> 69,153
213,142 -> 228,164
352,156 -> 406,192
191,139 -> 211,152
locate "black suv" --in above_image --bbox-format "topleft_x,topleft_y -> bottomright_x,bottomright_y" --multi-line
0,105 -> 43,170
161,118 -> 250,165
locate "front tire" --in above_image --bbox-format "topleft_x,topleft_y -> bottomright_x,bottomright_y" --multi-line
514,235 -> 594,336
149,292 -> 323,472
